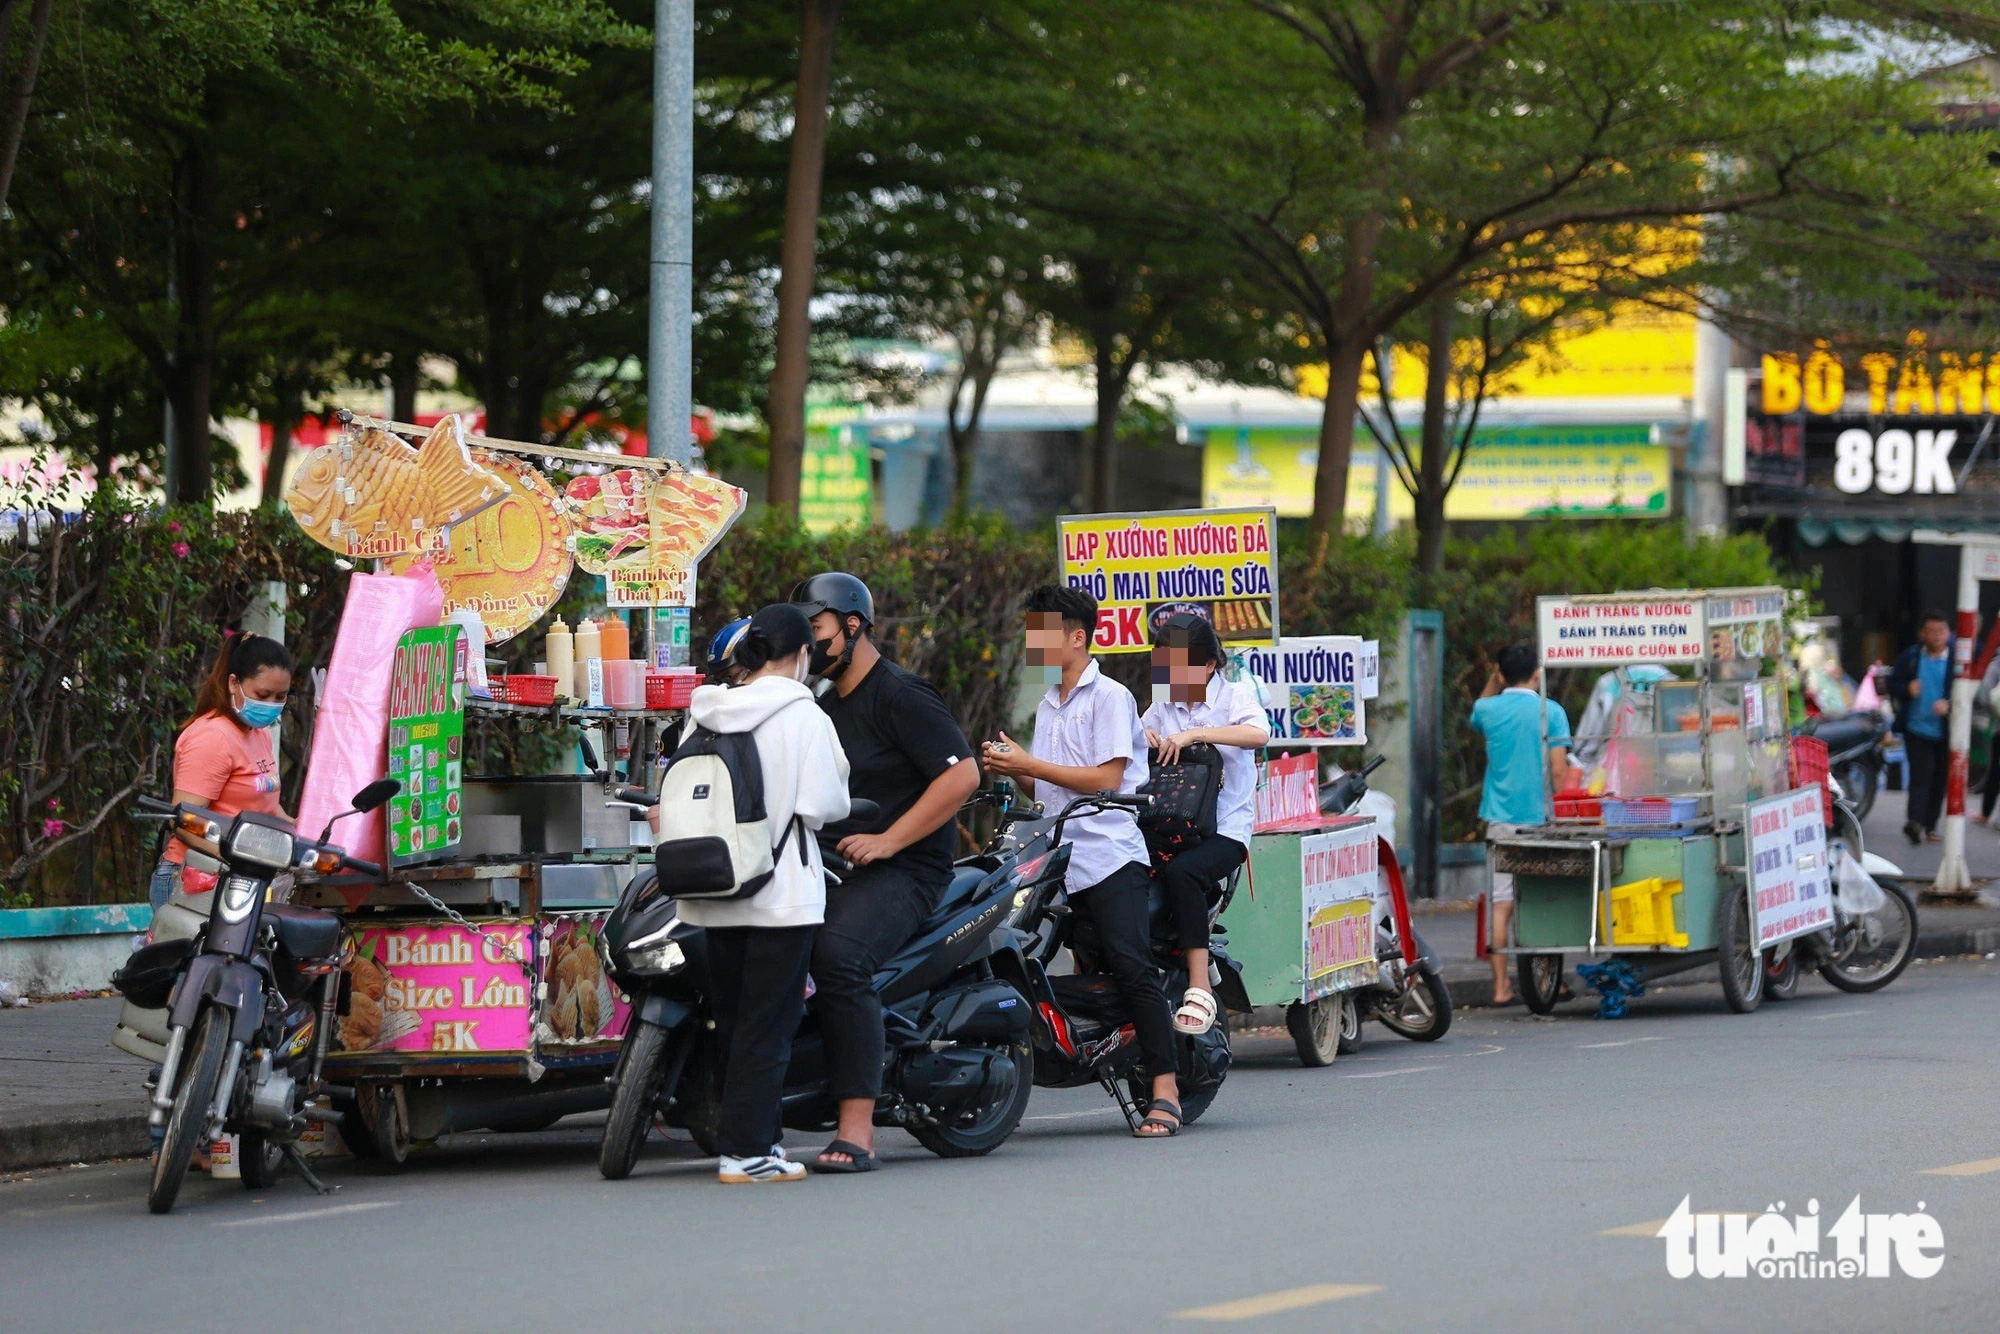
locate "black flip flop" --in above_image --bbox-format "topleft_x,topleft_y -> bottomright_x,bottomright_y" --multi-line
1134,1099 -> 1181,1138
811,1139 -> 879,1173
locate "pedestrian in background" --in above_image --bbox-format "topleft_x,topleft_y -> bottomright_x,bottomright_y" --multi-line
1472,644 -> 1570,1006
1889,611 -> 1953,845
1974,649 -> 2000,831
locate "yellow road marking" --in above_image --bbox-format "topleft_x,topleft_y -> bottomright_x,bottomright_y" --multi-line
1922,1156 -> 2000,1177
1602,1210 -> 1741,1237
1175,1284 -> 1382,1321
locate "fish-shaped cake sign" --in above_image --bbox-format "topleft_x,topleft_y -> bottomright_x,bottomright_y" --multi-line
286,416 -> 508,559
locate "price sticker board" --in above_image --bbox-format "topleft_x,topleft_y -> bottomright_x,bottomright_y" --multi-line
1299,823 -> 1379,1001
1058,507 -> 1279,652
386,625 -> 467,867
1746,786 -> 1835,948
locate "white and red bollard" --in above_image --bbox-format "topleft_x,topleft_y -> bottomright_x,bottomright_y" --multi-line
1931,537 -> 2000,899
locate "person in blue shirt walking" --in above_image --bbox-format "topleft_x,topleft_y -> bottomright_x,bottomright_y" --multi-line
1471,644 -> 1571,1005
1887,611 -> 1954,845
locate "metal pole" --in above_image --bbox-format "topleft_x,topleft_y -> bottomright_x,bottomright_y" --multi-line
1372,338 -> 1393,539
648,0 -> 695,468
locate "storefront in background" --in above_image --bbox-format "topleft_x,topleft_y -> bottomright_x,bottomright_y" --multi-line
1741,346 -> 2000,673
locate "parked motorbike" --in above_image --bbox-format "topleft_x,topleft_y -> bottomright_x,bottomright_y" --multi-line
1802,710 -> 1889,821
115,780 -> 398,1214
1000,791 -> 1242,1129
597,792 -> 1041,1179
1759,795 -> 1918,999
1309,756 -> 1453,1059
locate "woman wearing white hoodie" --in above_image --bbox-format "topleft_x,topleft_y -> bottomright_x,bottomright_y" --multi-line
658,603 -> 851,1183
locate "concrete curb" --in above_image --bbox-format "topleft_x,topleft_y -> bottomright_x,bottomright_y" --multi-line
0,1110 -> 149,1173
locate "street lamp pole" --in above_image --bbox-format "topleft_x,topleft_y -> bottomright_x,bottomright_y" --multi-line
648,0 -> 695,468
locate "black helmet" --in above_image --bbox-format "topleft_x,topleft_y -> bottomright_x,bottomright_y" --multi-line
791,572 -> 874,626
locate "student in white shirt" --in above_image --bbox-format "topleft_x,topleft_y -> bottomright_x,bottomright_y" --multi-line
1141,612 -> 1270,1035
980,585 -> 1184,1138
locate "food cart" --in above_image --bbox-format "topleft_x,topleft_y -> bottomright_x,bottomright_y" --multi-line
1495,586 -> 1838,1017
279,413 -> 744,1161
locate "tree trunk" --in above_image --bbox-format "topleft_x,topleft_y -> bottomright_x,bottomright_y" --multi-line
1310,338 -> 1368,541
1089,337 -> 1123,511
765,0 -> 844,517
946,357 -> 997,522
169,125 -> 219,506
390,351 -> 419,423
0,0 -> 53,215
261,380 -> 303,509
1414,292 -> 1453,579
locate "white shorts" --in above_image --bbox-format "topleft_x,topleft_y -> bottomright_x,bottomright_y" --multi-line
1486,822 -> 1521,905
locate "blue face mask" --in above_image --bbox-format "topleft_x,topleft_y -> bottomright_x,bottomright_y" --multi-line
238,698 -> 284,729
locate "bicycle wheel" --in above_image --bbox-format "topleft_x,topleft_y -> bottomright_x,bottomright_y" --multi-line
1717,887 -> 1764,1014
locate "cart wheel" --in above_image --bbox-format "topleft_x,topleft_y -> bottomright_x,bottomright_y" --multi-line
1285,997 -> 1341,1067
1763,947 -> 1799,1000
1519,954 -> 1565,1015
1335,991 -> 1364,1055
1717,890 -> 1764,1013
357,1080 -> 412,1166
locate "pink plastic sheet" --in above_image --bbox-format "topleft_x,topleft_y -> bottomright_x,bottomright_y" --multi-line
297,569 -> 444,866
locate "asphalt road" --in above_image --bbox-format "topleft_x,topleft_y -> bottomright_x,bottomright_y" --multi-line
4,959 -> 1997,1333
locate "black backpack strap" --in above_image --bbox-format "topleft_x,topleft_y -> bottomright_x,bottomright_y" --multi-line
771,813 -> 807,864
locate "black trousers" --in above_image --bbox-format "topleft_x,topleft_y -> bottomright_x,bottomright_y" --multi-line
1154,834 -> 1247,960
812,863 -> 939,1103
1073,861 -> 1177,1081
1905,732 -> 1950,832
1983,751 -> 2000,821
705,924 -> 816,1160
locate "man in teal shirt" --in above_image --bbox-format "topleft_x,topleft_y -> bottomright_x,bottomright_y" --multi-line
1472,644 -> 1571,1004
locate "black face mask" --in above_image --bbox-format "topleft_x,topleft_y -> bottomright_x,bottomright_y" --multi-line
810,631 -> 854,679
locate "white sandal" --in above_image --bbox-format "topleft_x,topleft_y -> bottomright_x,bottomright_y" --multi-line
1173,987 -> 1218,1035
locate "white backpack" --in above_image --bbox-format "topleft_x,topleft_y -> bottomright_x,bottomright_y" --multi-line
652,712 -> 807,900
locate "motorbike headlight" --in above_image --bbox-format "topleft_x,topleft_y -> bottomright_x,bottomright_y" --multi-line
217,875 -> 263,924
631,939 -> 686,975
228,821 -> 295,871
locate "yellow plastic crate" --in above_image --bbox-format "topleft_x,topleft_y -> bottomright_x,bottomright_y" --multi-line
1601,876 -> 1688,949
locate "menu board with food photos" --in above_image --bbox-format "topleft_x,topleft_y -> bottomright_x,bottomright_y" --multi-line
386,625 -> 467,867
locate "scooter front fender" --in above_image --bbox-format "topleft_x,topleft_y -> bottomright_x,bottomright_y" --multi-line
166,954 -> 265,1045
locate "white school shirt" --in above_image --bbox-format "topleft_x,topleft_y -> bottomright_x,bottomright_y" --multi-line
1141,672 -> 1269,848
1030,659 -> 1151,892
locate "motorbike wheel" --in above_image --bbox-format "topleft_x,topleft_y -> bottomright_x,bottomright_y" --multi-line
1336,991 -> 1364,1056
599,1021 -> 670,1180
1717,888 -> 1764,1013
911,1040 -> 1034,1158
1519,954 -> 1565,1014
1376,969 -> 1454,1041
1285,996 -> 1342,1067
1763,947 -> 1800,1001
148,1008 -> 229,1214
1818,882 -> 1918,994
1836,761 -> 1878,821
238,1129 -> 285,1189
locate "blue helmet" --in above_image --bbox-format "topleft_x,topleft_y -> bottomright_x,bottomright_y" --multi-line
707,617 -> 751,669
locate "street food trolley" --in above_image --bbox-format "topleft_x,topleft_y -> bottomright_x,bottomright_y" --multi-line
1219,812 -> 1423,1065
277,414 -> 744,1159
1494,587 -> 1839,1017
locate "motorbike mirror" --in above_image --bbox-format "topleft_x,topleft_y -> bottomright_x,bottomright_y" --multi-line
350,779 -> 403,814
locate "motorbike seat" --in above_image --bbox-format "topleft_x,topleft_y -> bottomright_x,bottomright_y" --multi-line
1812,712 -> 1882,757
1049,972 -> 1128,1024
264,902 -> 343,959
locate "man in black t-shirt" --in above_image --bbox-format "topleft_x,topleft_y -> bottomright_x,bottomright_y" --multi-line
791,572 -> 981,1173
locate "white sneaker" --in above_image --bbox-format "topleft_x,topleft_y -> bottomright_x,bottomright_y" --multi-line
719,1153 -> 807,1184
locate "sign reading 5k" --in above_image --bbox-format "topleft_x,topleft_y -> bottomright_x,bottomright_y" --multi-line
1659,1196 -> 1944,1280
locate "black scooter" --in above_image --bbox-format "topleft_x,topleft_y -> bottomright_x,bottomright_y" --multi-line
1802,710 -> 1888,821
597,792 -> 1043,1178
1003,792 -> 1244,1130
116,780 -> 397,1214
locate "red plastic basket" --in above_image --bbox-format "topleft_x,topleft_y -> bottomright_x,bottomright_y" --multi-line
1552,787 -> 1601,820
1790,734 -> 1833,824
646,670 -> 698,711
493,674 -> 557,707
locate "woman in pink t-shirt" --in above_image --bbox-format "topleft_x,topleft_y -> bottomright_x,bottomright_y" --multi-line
149,634 -> 294,906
